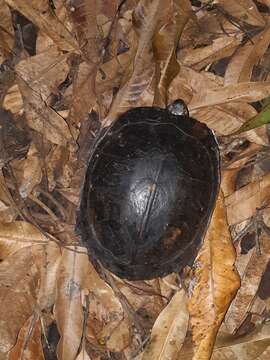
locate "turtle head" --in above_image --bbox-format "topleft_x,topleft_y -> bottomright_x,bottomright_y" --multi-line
167,99 -> 189,117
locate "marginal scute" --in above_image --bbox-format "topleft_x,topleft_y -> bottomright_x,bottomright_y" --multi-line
77,102 -> 220,280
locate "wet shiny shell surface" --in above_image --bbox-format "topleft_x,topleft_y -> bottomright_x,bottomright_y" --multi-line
78,106 -> 220,280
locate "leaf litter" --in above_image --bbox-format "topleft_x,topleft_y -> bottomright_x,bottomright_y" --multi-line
1,0 -> 270,359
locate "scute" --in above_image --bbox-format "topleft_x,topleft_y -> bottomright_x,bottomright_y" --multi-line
78,106 -> 220,280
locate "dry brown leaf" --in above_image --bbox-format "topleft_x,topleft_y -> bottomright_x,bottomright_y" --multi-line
69,0 -> 102,63
0,173 -> 17,223
172,67 -> 266,143
189,81 -> 270,110
216,0 -> 265,27
11,143 -> 42,198
18,80 -> 73,146
142,289 -> 189,360
16,46 -> 70,100
0,221 -> 49,261
115,278 -> 165,333
0,0 -> 14,60
96,52 -> 132,93
225,233 -> 270,333
227,27 -> 270,84
179,35 -> 242,71
68,62 -> 97,130
8,316 -> 44,360
188,192 -> 240,360
192,102 -> 257,135
4,0 -> 79,52
0,247 -> 39,354
225,172 -> 270,226
85,264 -> 130,352
102,0 -> 158,124
224,41 -> 254,85
211,322 -> 270,359
152,0 -> 192,106
75,346 -> 92,360
32,242 -> 61,310
15,47 -> 74,146
55,247 -> 88,360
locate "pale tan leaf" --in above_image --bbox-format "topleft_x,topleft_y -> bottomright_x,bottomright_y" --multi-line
226,27 -> 270,84
225,172 -> 270,225
224,42 -> 254,86
18,80 -> 73,146
55,247 -> 88,360
32,243 -> 61,310
180,35 -> 242,71
216,0 -> 265,27
258,345 -> 270,359
11,143 -> 42,198
0,221 -> 49,261
225,232 -> 270,333
16,46 -> 70,100
193,102 -> 268,145
192,102 -> 257,134
75,346 -> 92,360
176,66 -> 267,143
68,62 -> 97,130
0,174 -> 17,223
169,65 -> 223,106
8,316 -> 44,360
4,0 -> 79,52
3,84 -> 23,114
189,81 -> 270,110
142,289 -> 189,360
0,247 -> 38,353
16,47 -> 73,145
212,322 -> 270,359
188,192 -> 240,360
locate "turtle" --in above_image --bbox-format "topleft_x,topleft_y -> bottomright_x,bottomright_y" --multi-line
77,100 -> 220,280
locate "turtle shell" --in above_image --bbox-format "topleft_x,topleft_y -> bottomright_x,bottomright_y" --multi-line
78,105 -> 220,280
